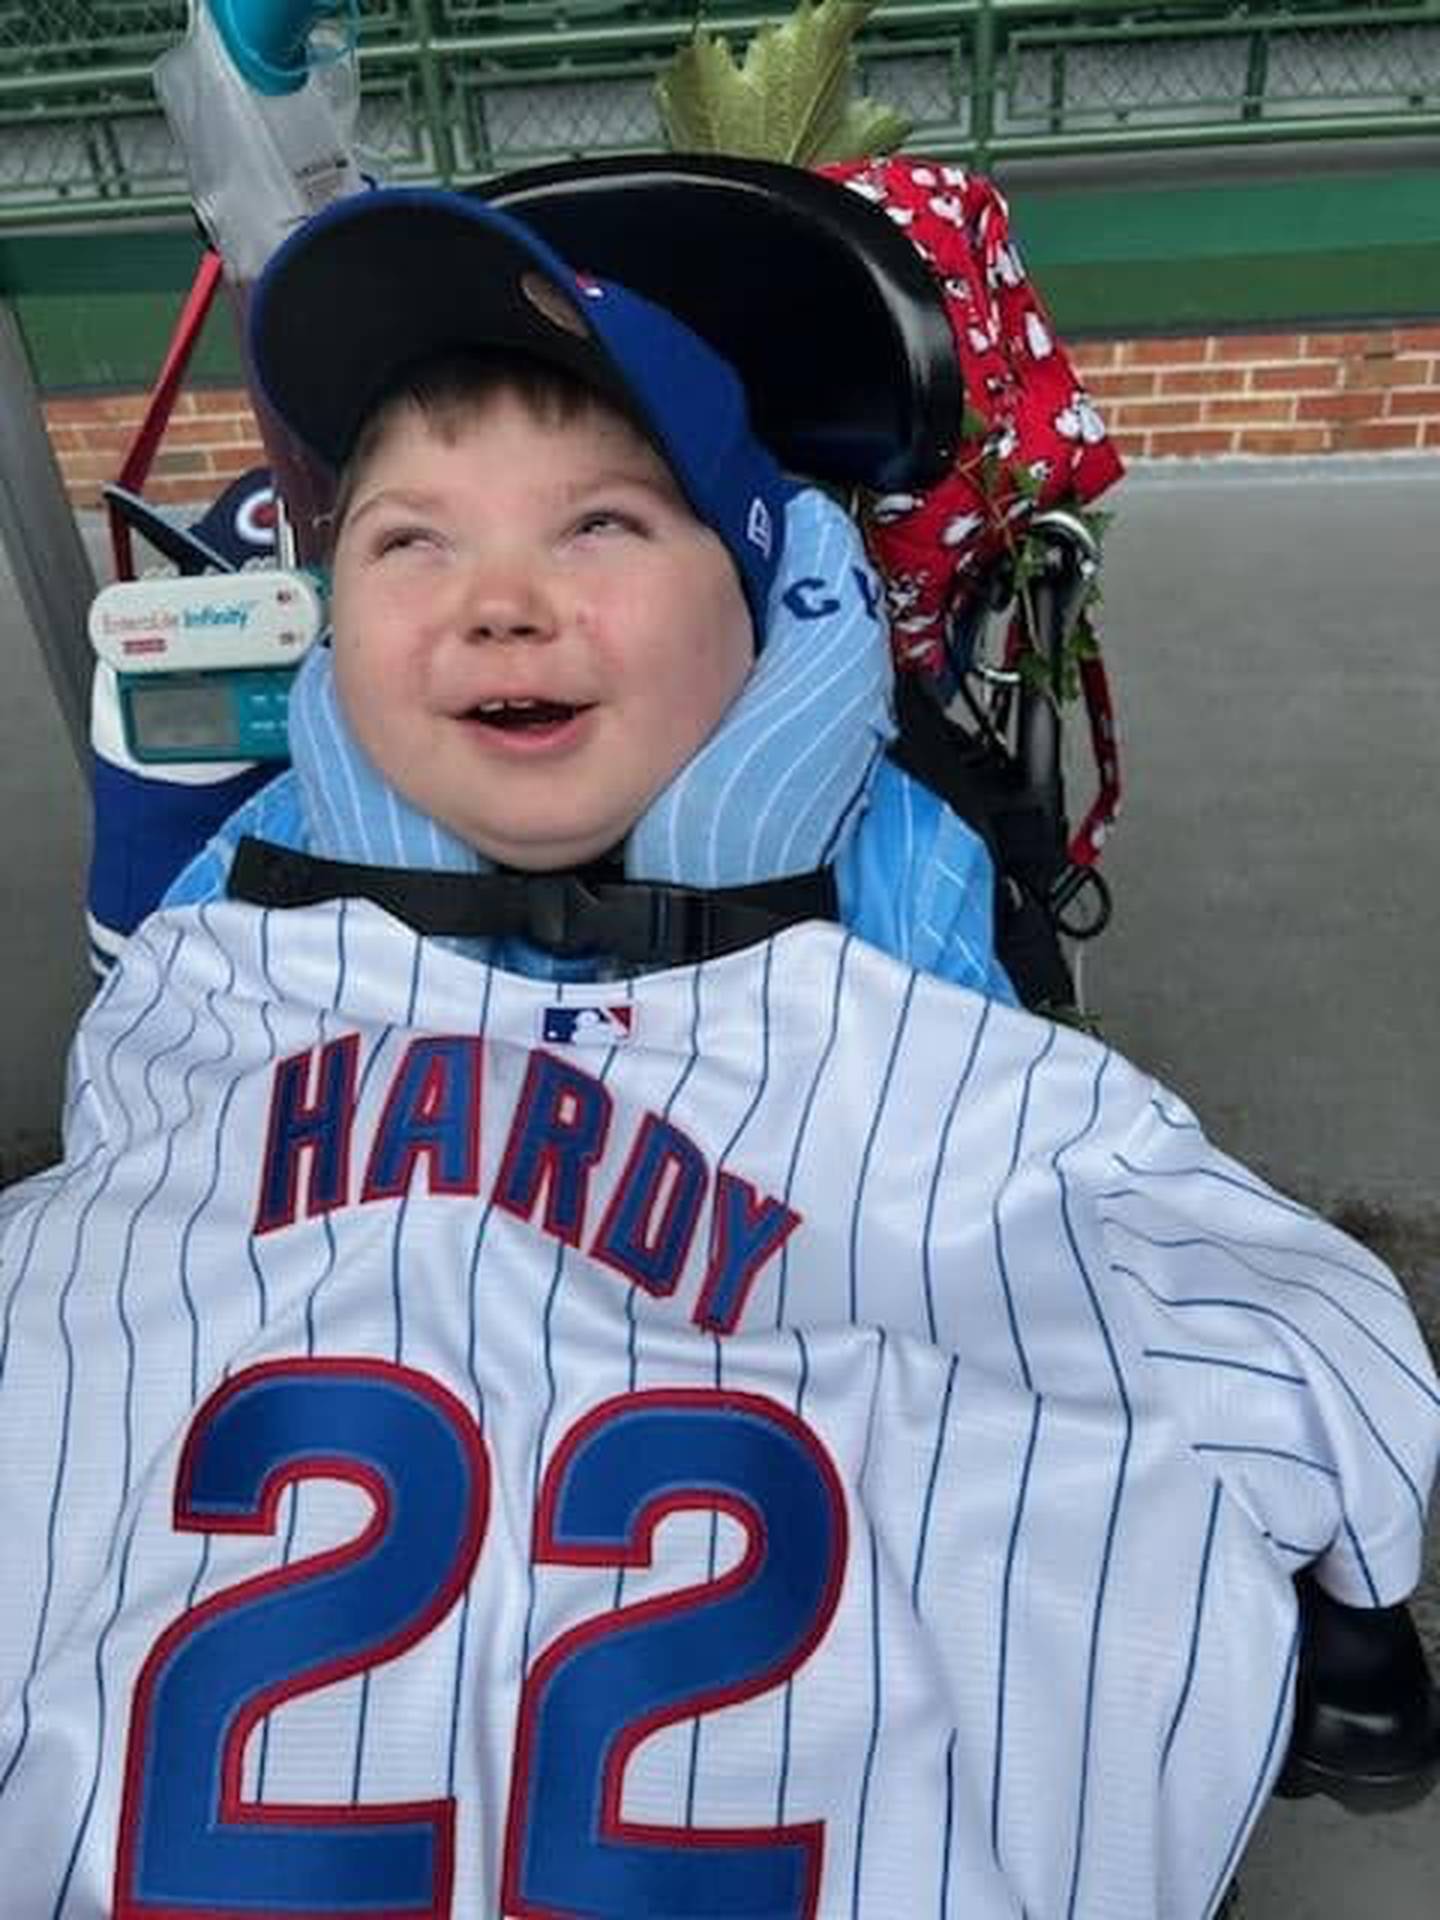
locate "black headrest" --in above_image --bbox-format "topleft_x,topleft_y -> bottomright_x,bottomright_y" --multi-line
477,154 -> 962,493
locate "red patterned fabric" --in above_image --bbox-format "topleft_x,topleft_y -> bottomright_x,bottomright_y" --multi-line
818,157 -> 1124,674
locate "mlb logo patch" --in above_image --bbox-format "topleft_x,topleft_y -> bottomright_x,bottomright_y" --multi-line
542,1005 -> 634,1046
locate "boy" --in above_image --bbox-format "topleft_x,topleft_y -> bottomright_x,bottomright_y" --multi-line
0,187 -> 1435,1918
164,188 -> 1017,998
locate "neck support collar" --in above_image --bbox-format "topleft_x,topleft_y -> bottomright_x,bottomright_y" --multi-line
286,487 -> 894,922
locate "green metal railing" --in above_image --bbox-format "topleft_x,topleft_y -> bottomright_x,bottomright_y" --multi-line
2,0 -> 1438,226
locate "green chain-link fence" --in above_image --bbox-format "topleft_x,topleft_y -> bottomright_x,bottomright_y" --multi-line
3,0 -> 1439,225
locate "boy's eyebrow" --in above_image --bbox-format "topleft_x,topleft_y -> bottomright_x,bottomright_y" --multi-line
555,461 -> 684,504
343,486 -> 448,529
345,466 -> 685,528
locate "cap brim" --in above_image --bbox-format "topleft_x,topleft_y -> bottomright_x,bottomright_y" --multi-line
250,190 -> 637,469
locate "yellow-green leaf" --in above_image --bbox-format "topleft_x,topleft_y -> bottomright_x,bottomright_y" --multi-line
657,32 -> 765,156
812,96 -> 913,163
656,0 -> 911,165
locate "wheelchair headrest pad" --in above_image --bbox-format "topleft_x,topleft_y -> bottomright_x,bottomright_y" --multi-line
479,154 -> 964,492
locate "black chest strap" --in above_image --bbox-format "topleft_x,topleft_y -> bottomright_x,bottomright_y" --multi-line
227,836 -> 839,967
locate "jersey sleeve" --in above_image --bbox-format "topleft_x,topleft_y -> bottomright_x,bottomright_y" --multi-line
1094,1082 -> 1439,1606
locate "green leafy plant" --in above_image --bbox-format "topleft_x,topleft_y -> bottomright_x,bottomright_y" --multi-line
656,0 -> 911,165
1007,505 -> 1111,709
956,403 -> 1111,708
1016,540 -> 1107,709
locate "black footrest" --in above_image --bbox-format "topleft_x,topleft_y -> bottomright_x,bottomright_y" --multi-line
1275,1574 -> 1440,1813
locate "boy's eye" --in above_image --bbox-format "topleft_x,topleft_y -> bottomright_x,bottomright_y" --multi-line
571,507 -> 644,540
373,525 -> 442,557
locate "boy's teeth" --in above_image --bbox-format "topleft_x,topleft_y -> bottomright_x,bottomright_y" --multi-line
471,697 -> 576,729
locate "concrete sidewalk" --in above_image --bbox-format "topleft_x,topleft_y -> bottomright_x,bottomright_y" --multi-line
1082,454 -> 1440,1220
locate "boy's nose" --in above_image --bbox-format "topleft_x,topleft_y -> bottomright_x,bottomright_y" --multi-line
459,568 -> 555,644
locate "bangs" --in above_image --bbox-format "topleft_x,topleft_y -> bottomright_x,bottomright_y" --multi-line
330,349 -> 648,545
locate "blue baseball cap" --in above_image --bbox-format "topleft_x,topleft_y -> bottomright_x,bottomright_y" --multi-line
248,186 -> 793,642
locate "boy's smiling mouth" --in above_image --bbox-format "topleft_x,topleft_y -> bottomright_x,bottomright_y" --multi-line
467,697 -> 588,730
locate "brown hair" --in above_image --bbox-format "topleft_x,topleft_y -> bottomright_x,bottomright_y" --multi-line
328,350 -> 648,551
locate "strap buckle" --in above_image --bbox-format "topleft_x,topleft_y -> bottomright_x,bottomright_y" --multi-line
520,874 -> 705,963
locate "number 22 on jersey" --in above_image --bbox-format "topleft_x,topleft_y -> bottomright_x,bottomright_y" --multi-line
114,1359 -> 848,1919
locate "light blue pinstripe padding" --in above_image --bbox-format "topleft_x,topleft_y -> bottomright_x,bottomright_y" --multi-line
163,485 -> 1014,998
627,490 -> 891,885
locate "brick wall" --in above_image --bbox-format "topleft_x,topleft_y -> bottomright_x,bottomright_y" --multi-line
43,389 -> 268,510
41,320 -> 1440,510
1070,323 -> 1440,462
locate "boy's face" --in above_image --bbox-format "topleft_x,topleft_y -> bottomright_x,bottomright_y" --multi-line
329,393 -> 755,870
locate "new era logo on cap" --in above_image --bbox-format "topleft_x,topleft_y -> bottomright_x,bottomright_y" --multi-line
541,1006 -> 635,1046
746,496 -> 774,559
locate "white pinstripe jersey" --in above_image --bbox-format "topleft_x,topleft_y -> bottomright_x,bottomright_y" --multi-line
1,901 -> 1436,1919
